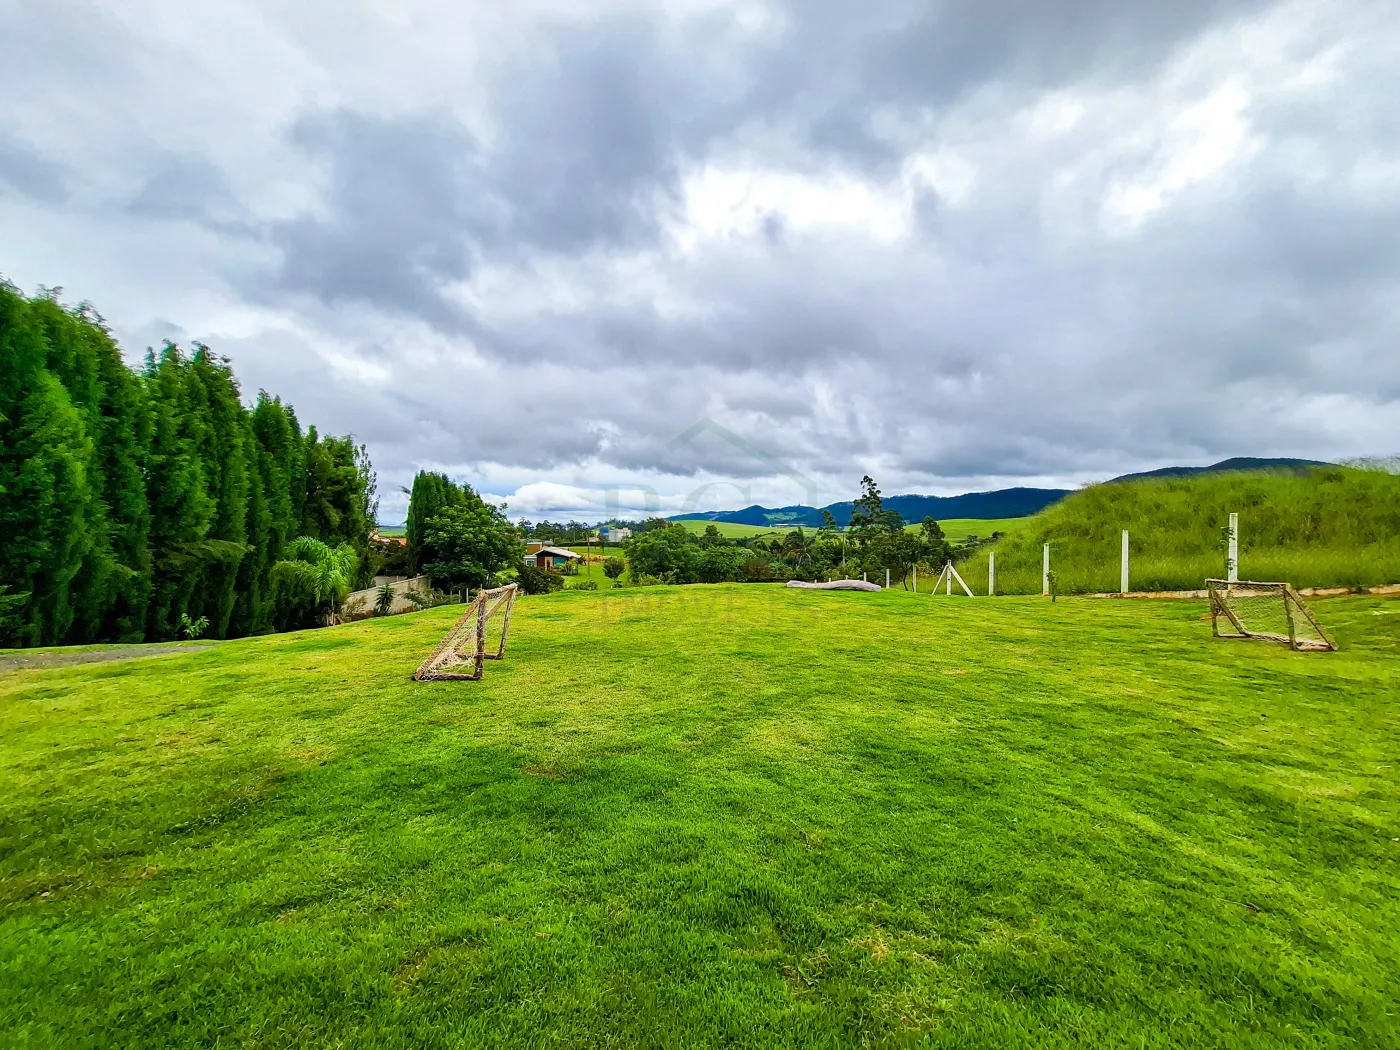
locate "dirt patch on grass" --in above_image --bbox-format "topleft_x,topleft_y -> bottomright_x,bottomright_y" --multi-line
0,643 -> 218,672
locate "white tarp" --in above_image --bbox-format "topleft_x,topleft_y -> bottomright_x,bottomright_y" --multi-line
785,579 -> 882,592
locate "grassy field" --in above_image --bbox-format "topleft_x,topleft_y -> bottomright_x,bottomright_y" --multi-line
961,468 -> 1400,595
672,520 -> 785,539
908,517 -> 1028,543
3,587 -> 1398,1047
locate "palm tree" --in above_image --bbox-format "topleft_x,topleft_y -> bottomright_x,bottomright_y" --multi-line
273,537 -> 359,625
783,528 -> 817,569
373,581 -> 396,616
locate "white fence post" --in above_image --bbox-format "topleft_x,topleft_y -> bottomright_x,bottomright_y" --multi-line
1121,530 -> 1130,595
988,552 -> 996,596
1042,543 -> 1050,596
1227,512 -> 1239,582
886,568 -> 891,589
913,566 -> 918,592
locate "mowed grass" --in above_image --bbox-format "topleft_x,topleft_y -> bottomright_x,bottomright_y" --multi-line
2,588 -> 1398,1048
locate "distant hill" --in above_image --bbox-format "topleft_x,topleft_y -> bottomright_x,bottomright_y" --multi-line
670,487 -> 1073,528
1108,457 -> 1328,483
669,458 -> 1335,530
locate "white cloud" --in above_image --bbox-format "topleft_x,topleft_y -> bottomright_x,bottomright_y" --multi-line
3,0 -> 1398,524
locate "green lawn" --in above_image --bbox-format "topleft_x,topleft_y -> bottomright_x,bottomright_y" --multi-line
3,587 -> 1398,1047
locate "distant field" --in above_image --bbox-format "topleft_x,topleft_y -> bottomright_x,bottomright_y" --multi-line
672,520 -> 784,539
906,517 -> 1028,542
374,526 -> 406,538
2,586 -> 1396,1046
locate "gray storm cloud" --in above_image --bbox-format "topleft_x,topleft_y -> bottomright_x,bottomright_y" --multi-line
1,0 -> 1396,523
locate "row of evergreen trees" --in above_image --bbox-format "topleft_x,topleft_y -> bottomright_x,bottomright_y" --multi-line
0,281 -> 376,648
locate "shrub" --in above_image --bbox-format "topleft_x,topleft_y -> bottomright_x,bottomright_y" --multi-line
177,614 -> 209,640
742,558 -> 775,582
402,587 -> 454,610
340,596 -> 371,622
603,557 -> 626,580
517,563 -> 565,594
573,579 -> 598,591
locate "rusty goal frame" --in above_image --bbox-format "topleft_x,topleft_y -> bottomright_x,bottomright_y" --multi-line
413,584 -> 519,681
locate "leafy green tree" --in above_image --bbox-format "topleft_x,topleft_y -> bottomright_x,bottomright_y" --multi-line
624,526 -> 701,583
420,490 -> 520,592
406,471 -> 464,574
919,517 -> 952,570
697,545 -> 748,583
602,557 -> 626,580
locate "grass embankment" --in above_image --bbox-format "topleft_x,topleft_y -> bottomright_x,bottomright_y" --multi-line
3,587 -> 1399,1047
959,468 -> 1400,595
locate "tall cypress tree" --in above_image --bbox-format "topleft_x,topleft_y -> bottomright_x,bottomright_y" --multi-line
0,284 -> 96,646
190,345 -> 250,638
0,281 -> 377,647
406,471 -> 462,574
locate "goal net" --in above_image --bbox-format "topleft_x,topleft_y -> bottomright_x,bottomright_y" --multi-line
413,584 -> 519,681
1206,580 -> 1336,652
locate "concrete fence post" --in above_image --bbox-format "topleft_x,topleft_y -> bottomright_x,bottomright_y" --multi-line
1042,543 -> 1050,596
1121,529 -> 1130,595
988,551 -> 996,596
1227,512 -> 1239,582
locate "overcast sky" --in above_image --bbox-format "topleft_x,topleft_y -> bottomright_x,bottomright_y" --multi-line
3,0 -> 1397,523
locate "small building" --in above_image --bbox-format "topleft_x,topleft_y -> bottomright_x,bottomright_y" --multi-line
599,526 -> 632,543
524,543 -> 584,569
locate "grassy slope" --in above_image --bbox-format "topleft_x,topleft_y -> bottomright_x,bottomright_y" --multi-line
2,588 -> 1398,1048
959,468 -> 1400,595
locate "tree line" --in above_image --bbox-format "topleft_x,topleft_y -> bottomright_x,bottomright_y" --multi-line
620,477 -> 992,587
0,282 -> 375,647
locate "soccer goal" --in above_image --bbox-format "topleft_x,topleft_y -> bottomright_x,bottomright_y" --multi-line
413,584 -> 519,681
1206,580 -> 1336,652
